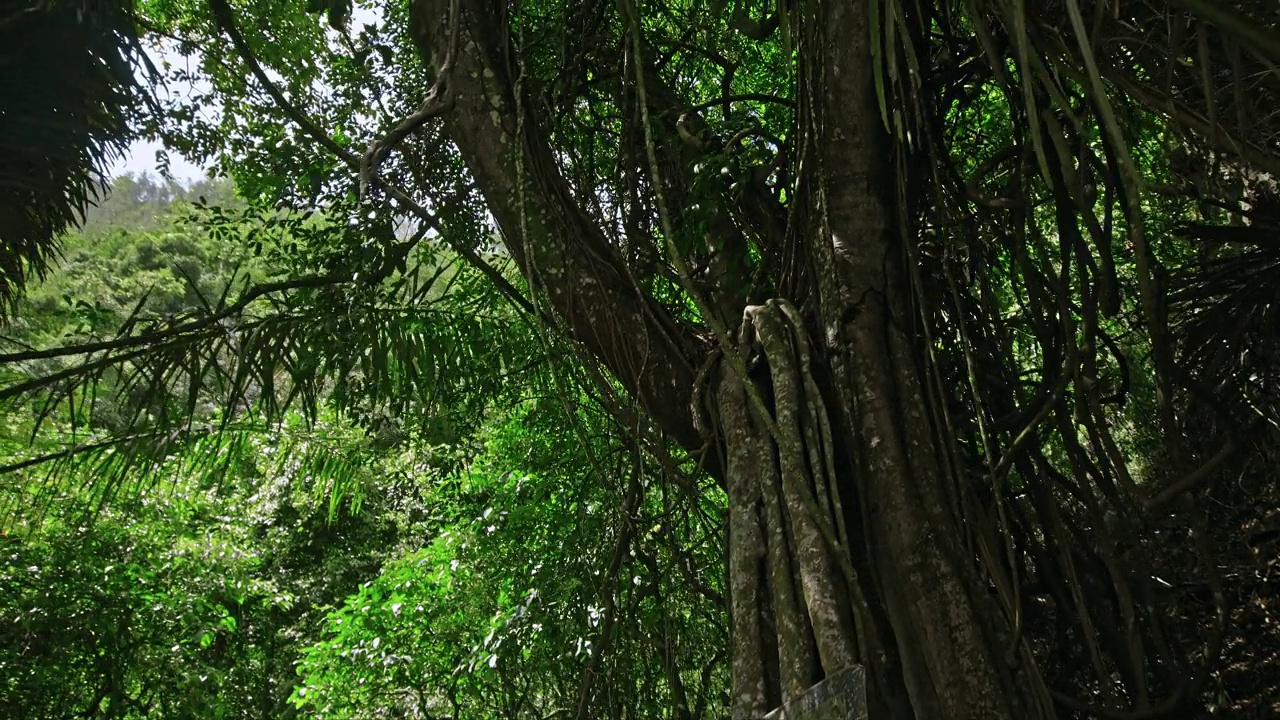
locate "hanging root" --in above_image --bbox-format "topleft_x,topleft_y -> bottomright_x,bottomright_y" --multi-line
717,298 -> 861,718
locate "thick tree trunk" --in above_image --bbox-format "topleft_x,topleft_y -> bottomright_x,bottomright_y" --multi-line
410,0 -> 1053,717
799,2 -> 1047,718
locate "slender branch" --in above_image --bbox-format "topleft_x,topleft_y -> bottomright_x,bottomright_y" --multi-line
1143,438 -> 1238,509
206,0 -> 536,318
0,273 -> 347,366
682,92 -> 793,116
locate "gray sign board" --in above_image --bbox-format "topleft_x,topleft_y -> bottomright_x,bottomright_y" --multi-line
764,666 -> 867,720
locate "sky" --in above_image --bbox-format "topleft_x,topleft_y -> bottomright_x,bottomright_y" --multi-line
108,38 -> 212,185
110,137 -> 210,184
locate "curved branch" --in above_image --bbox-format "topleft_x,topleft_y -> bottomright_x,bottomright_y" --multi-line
410,0 -> 708,456
1143,437 -> 1238,509
682,92 -> 793,116
359,0 -> 460,190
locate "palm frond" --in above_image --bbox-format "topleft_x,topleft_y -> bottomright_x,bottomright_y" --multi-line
0,417 -> 379,533
0,245 -> 545,521
0,0 -> 152,311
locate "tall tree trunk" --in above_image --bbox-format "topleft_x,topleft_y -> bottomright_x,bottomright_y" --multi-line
794,3 -> 1047,716
409,0 -> 1052,717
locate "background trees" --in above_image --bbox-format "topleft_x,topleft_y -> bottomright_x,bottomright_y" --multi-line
3,0 -> 1280,718
1,178 -> 730,719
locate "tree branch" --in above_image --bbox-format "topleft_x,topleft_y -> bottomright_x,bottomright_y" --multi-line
410,0 -> 708,455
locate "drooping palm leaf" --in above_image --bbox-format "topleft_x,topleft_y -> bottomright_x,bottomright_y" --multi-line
1171,236 -> 1280,425
0,222 -> 546,522
0,0 -> 149,310
0,416 -> 383,532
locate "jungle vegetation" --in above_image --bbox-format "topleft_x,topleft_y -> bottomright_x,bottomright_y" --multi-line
2,0 -> 1280,718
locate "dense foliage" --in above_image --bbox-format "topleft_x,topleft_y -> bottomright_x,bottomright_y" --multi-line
4,0 -> 1280,718
1,179 -> 728,719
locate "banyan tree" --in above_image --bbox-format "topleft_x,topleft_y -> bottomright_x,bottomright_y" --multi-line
395,1 -> 1280,715
6,0 -> 1280,717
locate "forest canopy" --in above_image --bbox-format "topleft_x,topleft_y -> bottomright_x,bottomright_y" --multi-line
2,1 -> 1280,719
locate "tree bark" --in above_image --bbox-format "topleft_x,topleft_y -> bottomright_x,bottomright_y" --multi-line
801,2 -> 1045,718
408,0 -> 707,455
